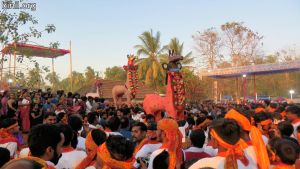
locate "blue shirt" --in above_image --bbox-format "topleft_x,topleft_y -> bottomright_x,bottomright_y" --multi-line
42,103 -> 52,112
51,98 -> 58,105
119,128 -> 132,139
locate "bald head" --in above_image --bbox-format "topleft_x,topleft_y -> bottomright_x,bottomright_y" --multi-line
2,159 -> 43,169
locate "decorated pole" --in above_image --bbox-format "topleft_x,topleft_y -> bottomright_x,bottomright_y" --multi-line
69,40 -> 73,92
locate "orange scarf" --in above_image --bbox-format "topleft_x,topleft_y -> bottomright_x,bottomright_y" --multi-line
280,111 -> 287,118
157,118 -> 183,169
193,119 -> 211,130
0,123 -> 19,147
272,162 -> 295,169
255,107 -> 265,113
4,156 -> 55,169
76,131 -> 99,169
211,129 -> 249,169
260,119 -> 272,126
62,147 -> 75,153
269,108 -> 276,113
105,128 -> 112,132
97,143 -> 134,169
225,109 -> 270,169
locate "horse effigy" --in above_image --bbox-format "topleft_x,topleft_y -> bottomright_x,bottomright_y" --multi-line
86,79 -> 103,98
112,54 -> 138,108
143,50 -> 186,120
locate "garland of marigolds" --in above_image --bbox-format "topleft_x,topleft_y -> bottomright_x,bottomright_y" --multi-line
169,72 -> 185,110
127,65 -> 139,99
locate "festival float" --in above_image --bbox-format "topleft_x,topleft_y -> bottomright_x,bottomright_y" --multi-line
143,50 -> 186,120
111,54 -> 139,108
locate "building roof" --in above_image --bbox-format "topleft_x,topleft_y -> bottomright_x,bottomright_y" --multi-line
200,60 -> 300,78
76,79 -> 155,99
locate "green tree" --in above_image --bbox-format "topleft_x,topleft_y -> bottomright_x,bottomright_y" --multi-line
0,4 -> 56,44
135,30 -> 167,92
104,66 -> 126,81
26,63 -> 49,89
85,66 -> 96,84
60,71 -> 85,92
45,72 -> 60,90
15,71 -> 26,88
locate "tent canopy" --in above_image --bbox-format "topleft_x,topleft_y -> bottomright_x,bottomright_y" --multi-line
1,43 -> 70,58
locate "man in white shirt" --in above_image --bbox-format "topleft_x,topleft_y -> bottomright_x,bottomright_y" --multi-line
28,124 -> 65,168
86,96 -> 93,114
68,114 -> 86,151
104,116 -> 123,136
133,123 -> 162,169
190,119 -> 259,169
56,124 -> 86,169
146,149 -> 169,169
54,103 -> 66,115
286,105 -> 300,140
183,129 -> 211,161
131,108 -> 142,121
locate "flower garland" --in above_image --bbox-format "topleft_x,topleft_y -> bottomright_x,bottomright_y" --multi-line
127,65 -> 139,99
169,72 -> 185,110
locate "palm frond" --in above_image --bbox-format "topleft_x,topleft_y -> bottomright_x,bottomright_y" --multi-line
179,43 -> 184,55
158,54 -> 169,64
182,52 -> 194,65
139,35 -> 152,53
135,46 -> 150,56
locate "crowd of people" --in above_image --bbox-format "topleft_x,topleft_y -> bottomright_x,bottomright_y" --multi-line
0,88 -> 300,169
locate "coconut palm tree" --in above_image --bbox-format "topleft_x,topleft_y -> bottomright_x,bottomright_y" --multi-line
59,71 -> 85,92
26,63 -> 46,89
45,72 -> 60,90
135,30 -> 167,92
85,66 -> 96,83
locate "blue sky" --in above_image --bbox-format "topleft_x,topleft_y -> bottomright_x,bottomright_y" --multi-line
14,0 -> 300,78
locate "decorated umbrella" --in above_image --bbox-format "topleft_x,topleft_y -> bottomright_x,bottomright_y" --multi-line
1,43 -> 72,90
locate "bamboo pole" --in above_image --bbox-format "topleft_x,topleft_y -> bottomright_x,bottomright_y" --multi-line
52,58 -> 55,74
13,43 -> 16,77
236,77 -> 239,102
69,41 -> 73,92
8,54 -> 11,77
13,52 -> 16,87
13,54 -> 16,76
51,58 -> 55,89
0,54 -> 4,81
253,75 -> 257,103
